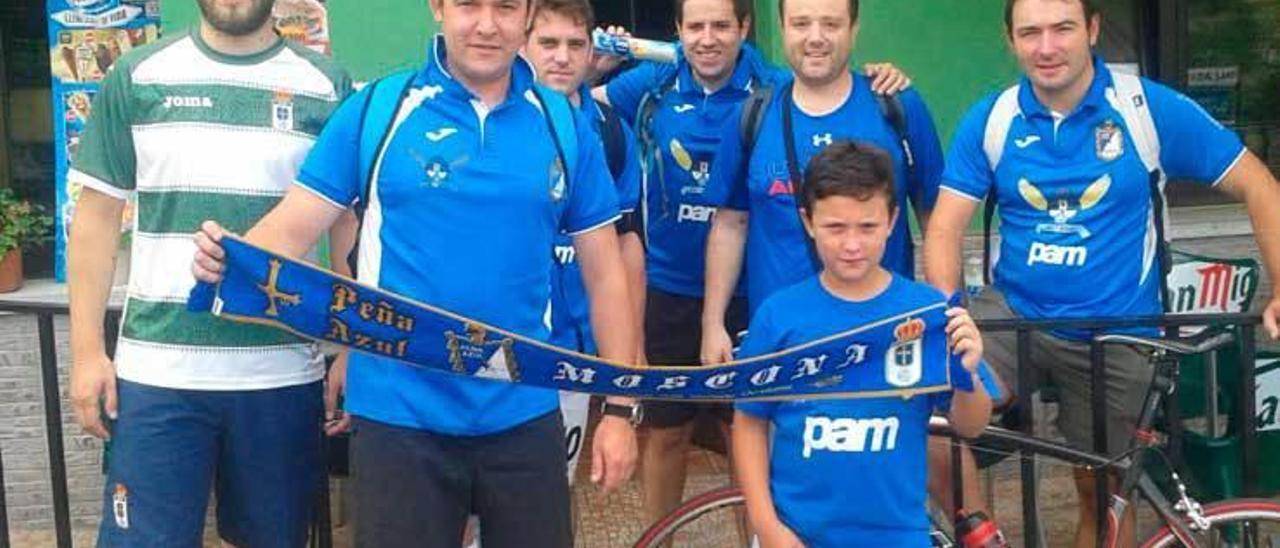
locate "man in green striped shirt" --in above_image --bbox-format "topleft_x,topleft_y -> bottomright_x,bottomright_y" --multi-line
66,1 -> 351,545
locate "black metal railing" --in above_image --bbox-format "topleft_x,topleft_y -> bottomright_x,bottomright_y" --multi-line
970,312 -> 1263,548
0,297 -> 1265,547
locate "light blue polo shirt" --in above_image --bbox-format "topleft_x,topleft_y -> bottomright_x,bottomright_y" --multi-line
549,84 -> 643,353
296,36 -> 621,435
606,44 -> 785,297
704,72 -> 945,316
943,57 -> 1245,340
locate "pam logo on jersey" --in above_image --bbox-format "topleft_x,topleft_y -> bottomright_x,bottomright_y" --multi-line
554,245 -> 576,266
1027,242 -> 1088,267
802,416 -> 899,457
678,204 -> 715,223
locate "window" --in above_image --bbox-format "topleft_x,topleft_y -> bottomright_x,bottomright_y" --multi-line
591,0 -> 678,42
1158,0 -> 1280,205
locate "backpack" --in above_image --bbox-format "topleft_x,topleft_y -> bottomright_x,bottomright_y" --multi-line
346,70 -> 581,274
978,73 -> 1171,308
595,99 -> 628,181
737,82 -> 918,270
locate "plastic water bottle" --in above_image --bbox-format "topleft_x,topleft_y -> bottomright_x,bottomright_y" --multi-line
592,29 -> 677,64
955,510 -> 1009,548
964,256 -> 985,298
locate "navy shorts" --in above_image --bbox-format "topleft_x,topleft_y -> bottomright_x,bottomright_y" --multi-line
96,379 -> 323,547
642,287 -> 748,428
351,411 -> 572,548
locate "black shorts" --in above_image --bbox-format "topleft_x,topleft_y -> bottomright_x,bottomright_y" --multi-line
350,412 -> 571,548
642,287 -> 749,428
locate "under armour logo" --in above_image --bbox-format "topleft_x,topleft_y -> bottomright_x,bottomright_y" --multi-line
812,133 -> 833,147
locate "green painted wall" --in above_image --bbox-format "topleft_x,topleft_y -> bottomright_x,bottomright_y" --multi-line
161,1 -> 439,81
752,0 -> 1020,145
163,2 -> 1017,140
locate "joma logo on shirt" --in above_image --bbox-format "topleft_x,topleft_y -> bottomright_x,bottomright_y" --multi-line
163,96 -> 213,108
802,416 -> 899,458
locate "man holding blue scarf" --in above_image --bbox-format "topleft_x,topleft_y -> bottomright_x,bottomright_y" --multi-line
193,0 -> 638,545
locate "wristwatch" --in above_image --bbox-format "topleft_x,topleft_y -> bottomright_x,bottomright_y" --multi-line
600,400 -> 644,427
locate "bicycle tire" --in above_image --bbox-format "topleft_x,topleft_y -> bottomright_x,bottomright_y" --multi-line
1141,499 -> 1280,548
632,486 -> 958,547
632,486 -> 746,548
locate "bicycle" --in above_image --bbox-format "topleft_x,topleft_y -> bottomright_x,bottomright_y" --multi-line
633,329 -> 1280,547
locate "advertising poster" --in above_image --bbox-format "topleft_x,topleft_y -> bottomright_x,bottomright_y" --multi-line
47,1 -> 160,281
274,0 -> 330,54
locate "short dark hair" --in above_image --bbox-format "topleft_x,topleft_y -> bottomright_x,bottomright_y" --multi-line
533,0 -> 595,31
1004,0 -> 1098,35
778,0 -> 859,23
674,0 -> 752,25
801,141 -> 896,216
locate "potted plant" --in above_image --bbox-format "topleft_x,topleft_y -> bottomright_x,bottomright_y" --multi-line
0,187 -> 54,293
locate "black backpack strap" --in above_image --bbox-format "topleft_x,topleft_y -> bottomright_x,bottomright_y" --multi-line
739,85 -> 774,159
778,82 -> 822,272
981,193 -> 996,286
1149,169 -> 1173,311
874,93 -> 916,184
348,71 -> 416,274
635,72 -> 678,149
595,100 -> 627,180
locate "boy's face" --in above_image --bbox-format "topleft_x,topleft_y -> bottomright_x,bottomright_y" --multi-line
525,10 -> 593,95
802,192 -> 896,286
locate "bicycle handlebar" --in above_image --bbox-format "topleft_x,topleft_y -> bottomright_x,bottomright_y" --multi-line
1094,330 -> 1236,356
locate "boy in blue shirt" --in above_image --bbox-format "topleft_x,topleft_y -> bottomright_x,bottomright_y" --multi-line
734,141 -> 992,547
591,0 -> 911,527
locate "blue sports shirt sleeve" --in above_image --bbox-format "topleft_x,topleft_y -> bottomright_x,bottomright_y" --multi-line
704,104 -> 751,210
617,123 -> 643,213
565,109 -> 623,235
734,304 -> 784,419
605,62 -> 665,125
940,95 -> 1001,202
900,89 -> 946,211
294,87 -> 370,208
1144,81 -> 1246,185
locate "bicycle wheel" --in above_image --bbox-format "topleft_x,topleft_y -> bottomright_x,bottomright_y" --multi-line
632,486 -> 748,548
1141,499 -> 1280,547
632,486 -> 957,548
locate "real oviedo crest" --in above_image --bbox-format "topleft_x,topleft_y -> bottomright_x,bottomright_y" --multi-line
886,318 -> 925,388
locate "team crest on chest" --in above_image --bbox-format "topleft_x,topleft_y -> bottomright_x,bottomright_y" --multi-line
885,318 -> 925,388
549,156 -> 566,202
272,90 -> 295,132
1095,119 -> 1124,162
669,139 -> 710,190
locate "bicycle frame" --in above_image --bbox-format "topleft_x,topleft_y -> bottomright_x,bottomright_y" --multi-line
971,312 -> 1261,547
